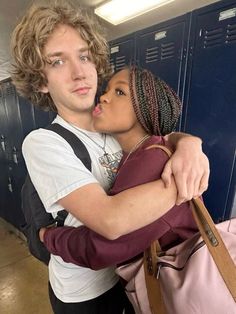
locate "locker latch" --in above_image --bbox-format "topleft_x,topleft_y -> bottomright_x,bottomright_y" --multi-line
1,135 -> 6,152
12,147 -> 18,164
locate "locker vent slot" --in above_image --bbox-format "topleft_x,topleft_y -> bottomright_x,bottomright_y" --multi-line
115,56 -> 126,70
145,47 -> 159,63
161,42 -> 175,60
110,58 -> 115,72
5,83 -> 16,97
203,28 -> 224,48
226,23 -> 236,44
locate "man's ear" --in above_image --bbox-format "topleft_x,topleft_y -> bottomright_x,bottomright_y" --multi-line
39,85 -> 49,93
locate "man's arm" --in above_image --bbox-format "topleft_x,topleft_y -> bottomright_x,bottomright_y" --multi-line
58,177 -> 177,240
163,133 -> 209,205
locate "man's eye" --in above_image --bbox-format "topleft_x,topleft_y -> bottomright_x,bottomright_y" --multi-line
51,59 -> 64,67
80,55 -> 90,62
115,89 -> 125,96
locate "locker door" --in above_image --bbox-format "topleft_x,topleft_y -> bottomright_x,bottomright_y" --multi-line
4,82 -> 24,166
34,106 -> 54,128
110,35 -> 136,72
0,79 -> 55,229
136,14 -> 190,100
18,96 -> 56,134
2,81 -> 26,228
183,0 -> 236,221
18,96 -> 36,137
0,82 -> 18,225
0,86 -> 8,219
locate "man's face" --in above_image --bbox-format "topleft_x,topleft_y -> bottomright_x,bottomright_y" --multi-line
41,24 -> 98,117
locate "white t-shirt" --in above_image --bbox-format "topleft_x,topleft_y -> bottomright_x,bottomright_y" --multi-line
22,115 -> 123,302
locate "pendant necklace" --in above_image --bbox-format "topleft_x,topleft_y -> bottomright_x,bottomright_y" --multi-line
122,134 -> 151,166
69,123 -> 110,162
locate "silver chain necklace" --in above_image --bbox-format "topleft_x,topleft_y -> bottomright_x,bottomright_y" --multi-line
69,123 -> 110,160
122,134 -> 151,166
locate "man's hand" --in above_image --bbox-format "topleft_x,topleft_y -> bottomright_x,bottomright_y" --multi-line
162,135 -> 210,205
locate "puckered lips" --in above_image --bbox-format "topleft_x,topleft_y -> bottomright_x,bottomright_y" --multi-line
92,105 -> 102,117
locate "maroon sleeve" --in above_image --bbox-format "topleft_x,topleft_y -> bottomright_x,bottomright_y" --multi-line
44,218 -> 170,270
44,143 -> 196,269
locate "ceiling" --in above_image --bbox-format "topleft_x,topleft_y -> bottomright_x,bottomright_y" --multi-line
0,0 -> 221,81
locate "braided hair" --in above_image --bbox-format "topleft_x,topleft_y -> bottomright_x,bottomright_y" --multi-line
129,65 -> 182,136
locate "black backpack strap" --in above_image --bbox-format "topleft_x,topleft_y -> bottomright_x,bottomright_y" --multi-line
55,210 -> 69,227
45,123 -> 92,225
46,123 -> 91,171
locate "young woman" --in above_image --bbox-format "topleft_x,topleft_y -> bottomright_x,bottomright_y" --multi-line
40,65 -> 198,270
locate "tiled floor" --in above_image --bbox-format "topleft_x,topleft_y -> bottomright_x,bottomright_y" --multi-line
0,218 -> 53,314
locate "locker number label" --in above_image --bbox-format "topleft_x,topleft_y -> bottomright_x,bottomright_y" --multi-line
219,8 -> 236,21
155,31 -> 167,41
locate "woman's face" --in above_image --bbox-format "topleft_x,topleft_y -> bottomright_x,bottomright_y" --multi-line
93,69 -> 139,134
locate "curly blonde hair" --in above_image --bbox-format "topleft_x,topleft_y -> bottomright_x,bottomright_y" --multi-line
11,0 -> 111,111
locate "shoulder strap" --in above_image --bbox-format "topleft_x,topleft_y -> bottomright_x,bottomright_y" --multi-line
46,123 -> 91,171
145,144 -> 172,158
45,123 -> 92,226
143,144 -> 172,314
144,243 -> 166,314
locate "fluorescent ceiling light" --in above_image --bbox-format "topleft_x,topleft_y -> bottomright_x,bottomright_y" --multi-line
95,0 -> 175,25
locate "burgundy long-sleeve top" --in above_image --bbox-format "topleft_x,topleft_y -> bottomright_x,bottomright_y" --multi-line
44,136 -> 197,269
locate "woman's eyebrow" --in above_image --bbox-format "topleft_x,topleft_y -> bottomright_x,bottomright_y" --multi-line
114,80 -> 128,85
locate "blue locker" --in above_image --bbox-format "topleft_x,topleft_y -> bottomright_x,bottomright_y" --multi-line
4,82 -> 25,165
0,79 -> 55,229
18,94 -> 56,132
136,14 -> 191,102
0,81 -> 25,227
0,86 -> 8,219
183,0 -> 236,221
109,34 -> 136,72
33,105 -> 55,129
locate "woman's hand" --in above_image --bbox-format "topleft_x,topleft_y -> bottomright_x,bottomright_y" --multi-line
39,227 -> 47,242
39,225 -> 56,242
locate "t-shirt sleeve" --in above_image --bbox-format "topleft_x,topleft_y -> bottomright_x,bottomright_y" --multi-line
22,129 -> 98,213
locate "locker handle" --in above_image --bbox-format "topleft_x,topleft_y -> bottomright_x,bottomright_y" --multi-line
12,147 -> 18,164
8,177 -> 13,193
1,135 -> 6,152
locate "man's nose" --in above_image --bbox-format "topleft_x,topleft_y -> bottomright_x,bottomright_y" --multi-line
71,60 -> 86,80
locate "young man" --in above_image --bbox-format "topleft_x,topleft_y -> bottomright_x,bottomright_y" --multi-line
11,1 -> 209,313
